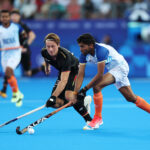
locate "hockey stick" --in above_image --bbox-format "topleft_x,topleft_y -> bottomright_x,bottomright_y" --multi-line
0,105 -> 45,128
16,101 -> 72,135
0,46 -> 22,51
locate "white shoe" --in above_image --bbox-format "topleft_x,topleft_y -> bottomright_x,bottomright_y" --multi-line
16,91 -> 24,107
11,91 -> 24,107
83,116 -> 103,130
83,121 -> 93,130
84,95 -> 92,114
11,91 -> 20,103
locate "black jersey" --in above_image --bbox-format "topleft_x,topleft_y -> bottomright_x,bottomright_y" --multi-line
41,47 -> 79,72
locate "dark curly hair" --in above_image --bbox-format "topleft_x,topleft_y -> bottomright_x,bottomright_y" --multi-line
77,33 -> 95,45
0,10 -> 10,15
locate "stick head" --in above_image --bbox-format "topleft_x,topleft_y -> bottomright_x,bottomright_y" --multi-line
16,126 -> 22,135
16,126 -> 28,135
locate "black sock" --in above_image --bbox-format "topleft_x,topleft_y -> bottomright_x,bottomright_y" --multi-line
83,114 -> 92,122
1,76 -> 8,93
73,101 -> 92,122
31,68 -> 41,75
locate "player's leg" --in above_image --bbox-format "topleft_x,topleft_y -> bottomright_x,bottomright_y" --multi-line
87,72 -> 115,129
119,86 -> 150,113
65,69 -> 93,128
30,62 -> 46,76
113,61 -> 150,113
21,51 -> 32,76
48,79 -> 92,127
5,67 -> 24,106
65,90 -> 92,124
0,75 -> 8,98
21,51 -> 45,76
4,54 -> 24,107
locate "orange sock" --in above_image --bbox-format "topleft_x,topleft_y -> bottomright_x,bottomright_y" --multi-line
93,92 -> 103,118
7,76 -> 18,93
135,96 -> 150,113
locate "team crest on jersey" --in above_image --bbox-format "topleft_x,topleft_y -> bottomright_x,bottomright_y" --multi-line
86,54 -> 97,64
105,56 -> 112,64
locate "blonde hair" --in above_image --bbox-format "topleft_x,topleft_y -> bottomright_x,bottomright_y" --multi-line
44,33 -> 60,45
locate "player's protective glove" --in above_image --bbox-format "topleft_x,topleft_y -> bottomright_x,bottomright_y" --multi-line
46,96 -> 56,107
77,87 -> 88,101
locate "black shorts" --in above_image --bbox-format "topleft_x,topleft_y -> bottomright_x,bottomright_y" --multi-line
21,49 -> 31,71
51,69 -> 78,103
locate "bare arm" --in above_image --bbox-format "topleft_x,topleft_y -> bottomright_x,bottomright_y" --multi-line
52,71 -> 70,97
74,63 -> 86,92
27,31 -> 36,45
44,61 -> 51,75
85,61 -> 105,90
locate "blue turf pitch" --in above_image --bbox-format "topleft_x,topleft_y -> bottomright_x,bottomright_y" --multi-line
0,78 -> 150,150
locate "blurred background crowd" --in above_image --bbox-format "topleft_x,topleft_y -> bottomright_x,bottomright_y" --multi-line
0,0 -> 150,20
0,0 -> 150,78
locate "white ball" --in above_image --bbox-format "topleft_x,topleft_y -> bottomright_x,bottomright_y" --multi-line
28,127 -> 35,135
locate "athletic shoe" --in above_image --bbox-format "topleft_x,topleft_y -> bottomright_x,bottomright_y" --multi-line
83,121 -> 92,130
11,91 -> 24,107
84,95 -> 92,114
16,91 -> 24,107
0,91 -> 7,98
83,115 -> 103,130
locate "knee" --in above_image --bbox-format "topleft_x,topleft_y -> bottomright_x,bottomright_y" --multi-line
5,68 -> 13,78
65,93 -> 70,101
65,91 -> 76,100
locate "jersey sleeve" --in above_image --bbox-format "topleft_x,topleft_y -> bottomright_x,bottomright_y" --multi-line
16,23 -> 24,33
96,46 -> 109,62
79,53 -> 87,63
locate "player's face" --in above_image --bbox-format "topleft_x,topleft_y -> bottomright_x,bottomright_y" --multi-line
0,12 -> 10,25
11,13 -> 20,23
46,40 -> 59,57
78,43 -> 93,55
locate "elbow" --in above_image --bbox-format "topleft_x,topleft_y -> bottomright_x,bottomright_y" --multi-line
29,32 -> 36,40
32,34 -> 36,41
